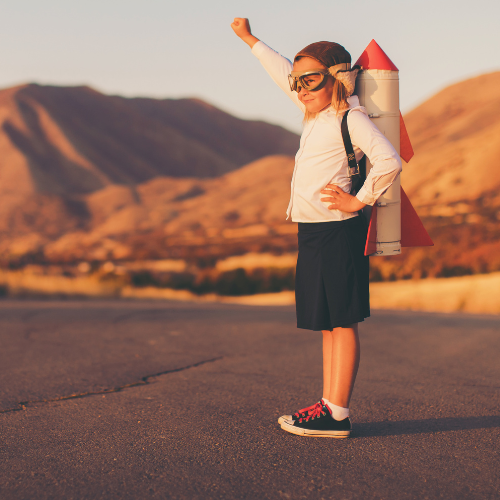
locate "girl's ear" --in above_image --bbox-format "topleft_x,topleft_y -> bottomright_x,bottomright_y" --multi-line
334,69 -> 359,96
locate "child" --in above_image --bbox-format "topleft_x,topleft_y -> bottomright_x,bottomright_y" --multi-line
231,18 -> 402,438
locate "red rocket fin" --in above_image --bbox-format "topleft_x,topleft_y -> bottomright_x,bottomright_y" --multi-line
364,189 -> 433,255
364,205 -> 378,256
399,112 -> 414,163
401,187 -> 433,247
355,40 -> 398,71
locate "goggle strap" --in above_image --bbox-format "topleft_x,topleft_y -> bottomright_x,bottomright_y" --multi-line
290,68 -> 329,78
328,63 -> 351,77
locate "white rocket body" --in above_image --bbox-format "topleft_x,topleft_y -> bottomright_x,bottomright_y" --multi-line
355,67 -> 401,256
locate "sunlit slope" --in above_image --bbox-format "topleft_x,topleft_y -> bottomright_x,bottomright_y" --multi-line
42,155 -> 296,262
0,83 -> 299,196
2,74 -> 500,279
402,71 -> 500,206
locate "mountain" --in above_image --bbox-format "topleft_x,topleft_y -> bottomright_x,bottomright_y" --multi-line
2,74 -> 500,280
0,83 -> 298,257
377,71 -> 500,279
41,155 -> 297,263
402,71 -> 500,206
0,83 -> 299,196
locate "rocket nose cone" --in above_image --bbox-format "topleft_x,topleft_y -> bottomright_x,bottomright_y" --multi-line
355,40 -> 399,71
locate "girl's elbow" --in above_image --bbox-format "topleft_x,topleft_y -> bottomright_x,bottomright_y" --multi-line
394,156 -> 403,174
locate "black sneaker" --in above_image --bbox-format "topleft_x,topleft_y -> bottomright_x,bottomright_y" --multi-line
280,403 -> 351,438
277,399 -> 325,425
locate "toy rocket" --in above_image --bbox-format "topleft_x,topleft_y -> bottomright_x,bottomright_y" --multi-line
354,40 -> 433,256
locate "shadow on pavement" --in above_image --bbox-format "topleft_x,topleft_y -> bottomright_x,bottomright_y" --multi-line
354,415 -> 500,438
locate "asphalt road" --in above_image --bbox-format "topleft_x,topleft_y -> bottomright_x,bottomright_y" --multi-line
1,300 -> 499,500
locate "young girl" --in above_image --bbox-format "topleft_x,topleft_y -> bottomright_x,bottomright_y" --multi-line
231,18 -> 402,438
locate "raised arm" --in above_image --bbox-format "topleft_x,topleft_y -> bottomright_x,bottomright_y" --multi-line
231,18 -> 305,112
230,18 -> 259,48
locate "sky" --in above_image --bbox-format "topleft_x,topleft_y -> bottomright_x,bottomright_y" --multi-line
1,0 -> 498,134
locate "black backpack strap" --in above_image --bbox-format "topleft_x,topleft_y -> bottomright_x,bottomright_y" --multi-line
341,109 -> 366,195
341,110 -> 359,177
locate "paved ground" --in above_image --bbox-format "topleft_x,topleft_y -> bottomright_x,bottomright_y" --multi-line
0,300 -> 499,500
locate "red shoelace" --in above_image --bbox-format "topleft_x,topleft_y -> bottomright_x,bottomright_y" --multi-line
298,404 -> 326,423
293,399 -> 324,419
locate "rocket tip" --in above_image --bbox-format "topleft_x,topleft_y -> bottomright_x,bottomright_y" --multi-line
355,40 -> 398,71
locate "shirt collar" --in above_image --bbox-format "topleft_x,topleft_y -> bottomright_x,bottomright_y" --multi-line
347,95 -> 360,108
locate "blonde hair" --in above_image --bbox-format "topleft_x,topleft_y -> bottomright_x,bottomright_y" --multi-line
302,75 -> 350,123
331,78 -> 350,114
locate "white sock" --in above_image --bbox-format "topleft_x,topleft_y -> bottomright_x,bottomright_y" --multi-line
323,398 -> 349,421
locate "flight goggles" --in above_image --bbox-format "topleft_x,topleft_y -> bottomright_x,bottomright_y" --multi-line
288,69 -> 330,93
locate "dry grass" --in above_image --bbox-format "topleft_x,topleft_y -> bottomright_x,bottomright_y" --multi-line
215,253 -> 297,272
1,268 -> 499,314
369,272 -> 500,314
227,273 -> 500,313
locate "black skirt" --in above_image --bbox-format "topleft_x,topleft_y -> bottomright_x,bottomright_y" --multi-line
295,215 -> 370,331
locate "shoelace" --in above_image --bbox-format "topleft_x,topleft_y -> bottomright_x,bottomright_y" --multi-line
299,405 -> 326,423
294,400 -> 324,419
299,404 -> 326,423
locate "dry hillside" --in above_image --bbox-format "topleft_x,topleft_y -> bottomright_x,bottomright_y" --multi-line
41,155 -> 297,263
377,71 -> 500,279
403,71 -> 500,205
0,83 -> 299,192
0,83 -> 298,259
1,74 -> 500,281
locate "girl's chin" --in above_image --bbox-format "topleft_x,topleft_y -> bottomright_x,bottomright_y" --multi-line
304,101 -> 330,113
305,104 -> 321,113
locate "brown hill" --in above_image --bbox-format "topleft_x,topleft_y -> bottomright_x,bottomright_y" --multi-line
2,74 -> 500,281
0,83 -> 298,254
402,71 -> 500,206
40,155 -> 297,263
376,71 -> 500,279
0,83 -> 298,195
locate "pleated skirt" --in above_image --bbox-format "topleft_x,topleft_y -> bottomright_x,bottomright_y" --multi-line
295,215 -> 370,331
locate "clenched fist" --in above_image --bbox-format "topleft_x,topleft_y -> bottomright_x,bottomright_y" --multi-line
231,18 -> 259,48
231,18 -> 251,37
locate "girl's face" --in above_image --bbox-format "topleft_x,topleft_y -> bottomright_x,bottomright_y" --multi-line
293,57 -> 334,113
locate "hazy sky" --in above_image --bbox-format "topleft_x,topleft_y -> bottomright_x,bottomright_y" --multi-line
1,0 -> 498,133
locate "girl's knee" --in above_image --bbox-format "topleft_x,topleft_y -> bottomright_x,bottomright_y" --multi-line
330,323 -> 358,334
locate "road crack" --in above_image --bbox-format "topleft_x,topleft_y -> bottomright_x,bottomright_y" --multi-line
1,356 -> 223,414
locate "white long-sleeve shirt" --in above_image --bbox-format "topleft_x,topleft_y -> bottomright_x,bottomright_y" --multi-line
252,41 -> 403,222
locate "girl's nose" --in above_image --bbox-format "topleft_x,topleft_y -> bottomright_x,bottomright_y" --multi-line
298,86 -> 309,96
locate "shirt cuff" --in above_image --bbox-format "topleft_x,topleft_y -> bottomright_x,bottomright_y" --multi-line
356,186 -> 377,206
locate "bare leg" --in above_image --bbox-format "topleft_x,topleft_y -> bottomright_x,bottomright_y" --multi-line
322,330 -> 333,400
322,324 -> 360,408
